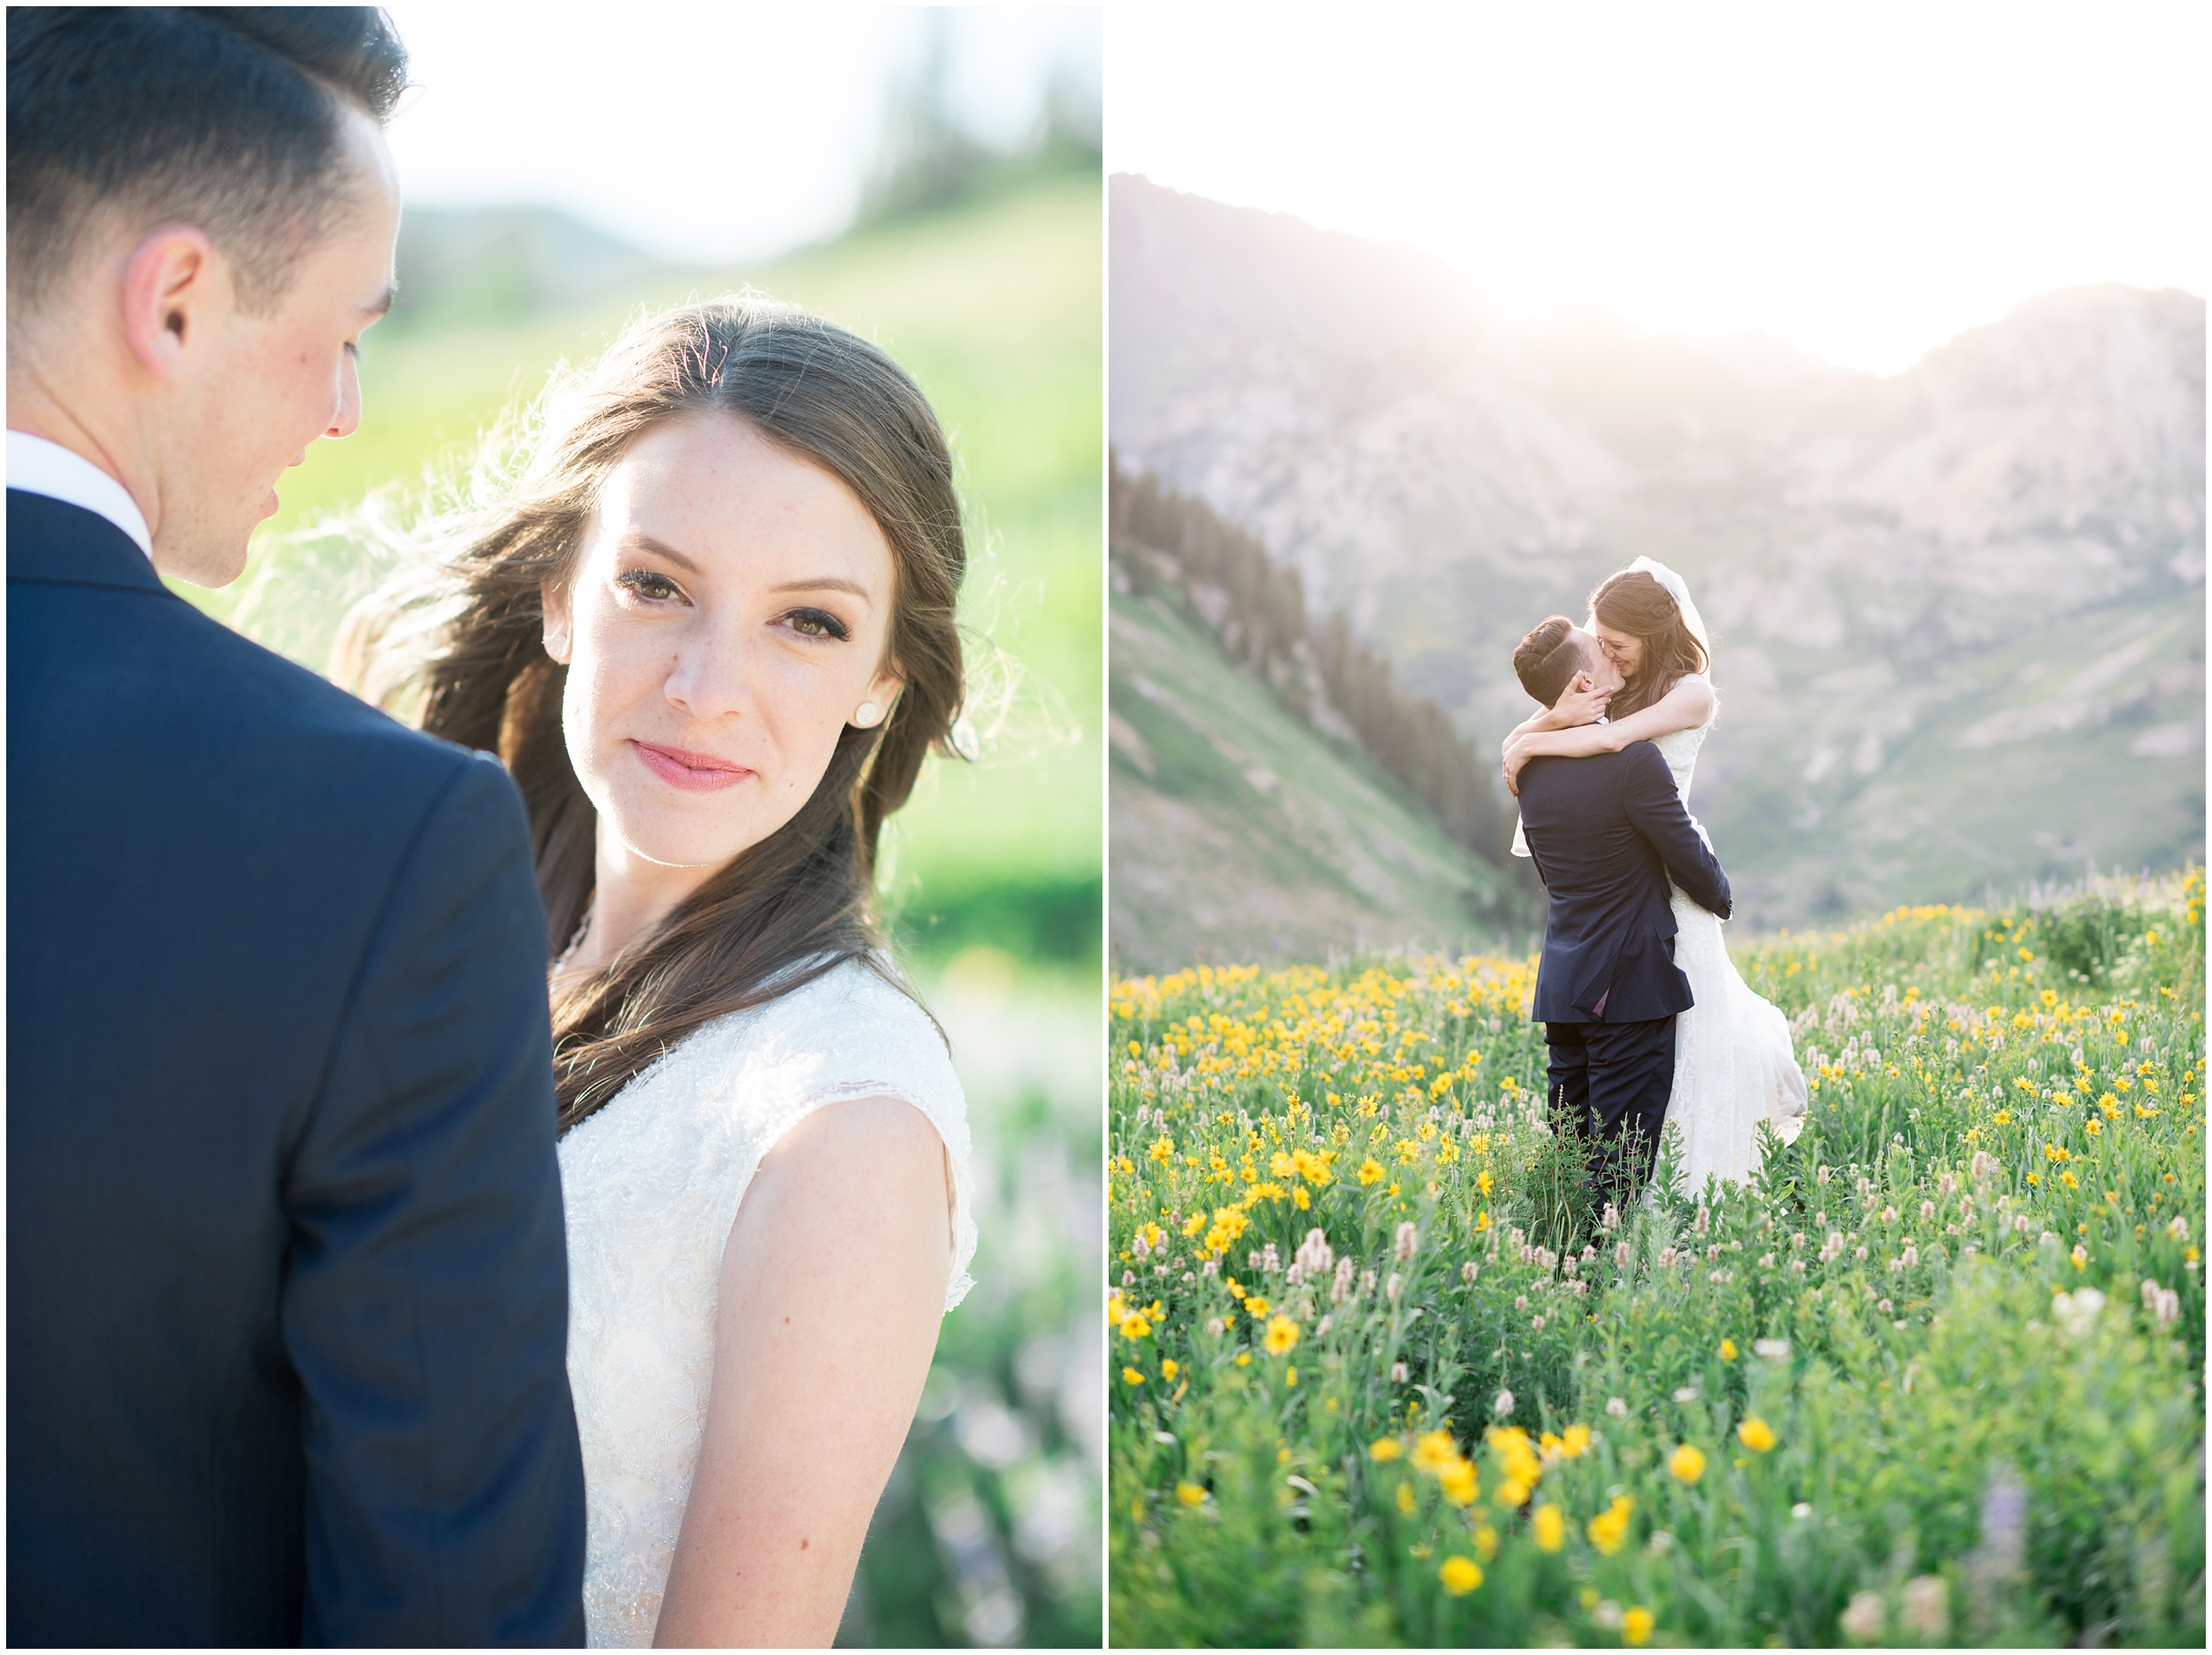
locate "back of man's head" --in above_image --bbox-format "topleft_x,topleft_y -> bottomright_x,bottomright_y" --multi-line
8,8 -> 409,333
1514,615 -> 1588,708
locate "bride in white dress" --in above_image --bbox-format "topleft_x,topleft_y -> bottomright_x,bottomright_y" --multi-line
1502,556 -> 1807,1195
349,298 -> 977,1645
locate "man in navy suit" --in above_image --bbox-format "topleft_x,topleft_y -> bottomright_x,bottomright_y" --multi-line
7,11 -> 585,1644
1511,617 -> 1732,1203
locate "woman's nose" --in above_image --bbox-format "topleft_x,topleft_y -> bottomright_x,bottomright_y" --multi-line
663,625 -> 752,722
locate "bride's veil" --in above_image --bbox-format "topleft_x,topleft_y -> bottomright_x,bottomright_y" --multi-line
1589,555 -> 1712,679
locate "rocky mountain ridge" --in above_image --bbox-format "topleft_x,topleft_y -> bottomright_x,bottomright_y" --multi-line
1110,174 -> 2204,925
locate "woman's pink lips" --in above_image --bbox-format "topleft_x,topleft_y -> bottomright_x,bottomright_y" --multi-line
630,739 -> 753,793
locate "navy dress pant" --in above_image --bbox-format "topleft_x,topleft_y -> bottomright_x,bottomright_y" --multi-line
1545,1015 -> 1676,1202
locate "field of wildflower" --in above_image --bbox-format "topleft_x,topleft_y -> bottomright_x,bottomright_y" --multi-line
1107,870 -> 2205,1647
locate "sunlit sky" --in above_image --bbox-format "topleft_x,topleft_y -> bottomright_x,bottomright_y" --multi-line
384,5 -> 1100,265
1105,2 -> 2208,375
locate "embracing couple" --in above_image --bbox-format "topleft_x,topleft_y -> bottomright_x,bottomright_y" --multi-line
1503,560 -> 1809,1206
10,11 -> 971,1646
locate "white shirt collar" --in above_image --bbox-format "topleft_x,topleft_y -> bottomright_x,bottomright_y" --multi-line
6,430 -> 155,563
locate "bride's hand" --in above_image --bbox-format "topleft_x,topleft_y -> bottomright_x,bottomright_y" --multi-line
1551,671 -> 1611,729
1502,734 -> 1534,796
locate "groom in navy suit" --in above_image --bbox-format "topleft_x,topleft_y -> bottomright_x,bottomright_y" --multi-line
7,11 -> 584,1644
1511,617 -> 1732,1201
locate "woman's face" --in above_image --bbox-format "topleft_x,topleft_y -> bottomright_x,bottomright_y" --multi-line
1593,617 -> 1645,680
542,414 -> 902,875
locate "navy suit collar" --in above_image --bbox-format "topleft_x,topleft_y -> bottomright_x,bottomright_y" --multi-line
8,488 -> 170,594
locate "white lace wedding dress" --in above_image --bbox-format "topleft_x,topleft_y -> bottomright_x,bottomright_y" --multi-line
557,958 -> 976,1648
1513,676 -> 1808,1191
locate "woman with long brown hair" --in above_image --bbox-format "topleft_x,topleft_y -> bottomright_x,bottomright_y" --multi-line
1500,557 -> 1807,1193
347,296 -> 975,1646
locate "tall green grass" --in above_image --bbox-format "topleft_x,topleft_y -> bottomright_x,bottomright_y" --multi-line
1108,870 -> 2205,1646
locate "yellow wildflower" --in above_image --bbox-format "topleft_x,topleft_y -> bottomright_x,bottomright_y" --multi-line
1411,1430 -> 1461,1474
1478,1168 -> 1494,1198
1359,1157 -> 1386,1184
1439,1556 -> 1483,1595
1120,1314 -> 1152,1339
1122,1367 -> 1145,1385
1737,1417 -> 1777,1452
1263,1314 -> 1300,1355
1532,1503 -> 1565,1551
1438,1460 -> 1479,1507
1719,1337 -> 1739,1361
1587,1494 -> 1633,1554
1669,1443 -> 1706,1483
1162,1359 -> 1179,1381
1560,1423 -> 1592,1458
1242,1295 -> 1270,1318
1176,1481 -> 1205,1506
1396,1480 -> 1417,1514
1623,1605 -> 1655,1646
1148,1136 -> 1175,1163
1370,1437 -> 1403,1462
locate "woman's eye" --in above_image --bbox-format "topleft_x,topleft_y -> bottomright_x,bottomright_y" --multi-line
785,608 -> 849,640
617,570 -> 682,603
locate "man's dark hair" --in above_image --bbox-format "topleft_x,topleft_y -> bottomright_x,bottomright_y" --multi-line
1513,614 -> 1588,708
8,8 -> 408,322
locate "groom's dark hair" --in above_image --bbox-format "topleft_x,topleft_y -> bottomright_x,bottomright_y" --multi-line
8,8 -> 409,326
1515,615 -> 1589,707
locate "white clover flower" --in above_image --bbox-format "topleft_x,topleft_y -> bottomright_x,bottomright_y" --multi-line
1391,1361 -> 1409,1383
1394,1221 -> 1418,1262
1754,1337 -> 1792,1361
1901,1575 -> 1949,1641
1606,1397 -> 1628,1417
1494,1388 -> 1516,1417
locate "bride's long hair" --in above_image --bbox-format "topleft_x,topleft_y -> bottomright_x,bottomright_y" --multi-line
1589,568 -> 1708,719
339,297 -> 966,1132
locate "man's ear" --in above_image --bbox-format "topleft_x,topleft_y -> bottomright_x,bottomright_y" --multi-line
119,226 -> 227,381
541,578 -> 574,663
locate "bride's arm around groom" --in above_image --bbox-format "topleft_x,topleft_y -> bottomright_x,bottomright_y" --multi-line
7,11 -> 583,1645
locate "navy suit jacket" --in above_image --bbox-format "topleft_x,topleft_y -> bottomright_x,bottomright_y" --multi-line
7,491 -> 587,1646
1517,741 -> 1732,1025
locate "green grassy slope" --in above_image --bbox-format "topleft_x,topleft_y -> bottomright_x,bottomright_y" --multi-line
183,170 -> 1102,967
1110,585 -> 1504,974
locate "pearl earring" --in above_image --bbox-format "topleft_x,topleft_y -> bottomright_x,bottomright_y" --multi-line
853,701 -> 882,728
545,632 -> 568,657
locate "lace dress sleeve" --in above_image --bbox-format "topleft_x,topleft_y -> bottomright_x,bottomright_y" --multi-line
685,961 -> 978,1312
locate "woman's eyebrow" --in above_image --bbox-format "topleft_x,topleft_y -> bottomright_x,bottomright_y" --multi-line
770,576 -> 872,602
617,531 -> 703,574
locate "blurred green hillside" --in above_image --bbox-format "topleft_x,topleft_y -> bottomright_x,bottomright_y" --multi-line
1110,583 -> 1506,974
181,167 -> 1102,972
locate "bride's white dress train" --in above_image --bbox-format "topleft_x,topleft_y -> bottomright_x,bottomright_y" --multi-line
1514,676 -> 1808,1191
557,959 -> 975,1648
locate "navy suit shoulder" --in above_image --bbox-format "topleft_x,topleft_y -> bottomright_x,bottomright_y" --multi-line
8,492 -> 585,1645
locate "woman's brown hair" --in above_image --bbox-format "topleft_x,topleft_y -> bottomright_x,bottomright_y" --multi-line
1588,568 -> 1708,719
341,297 -> 965,1132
